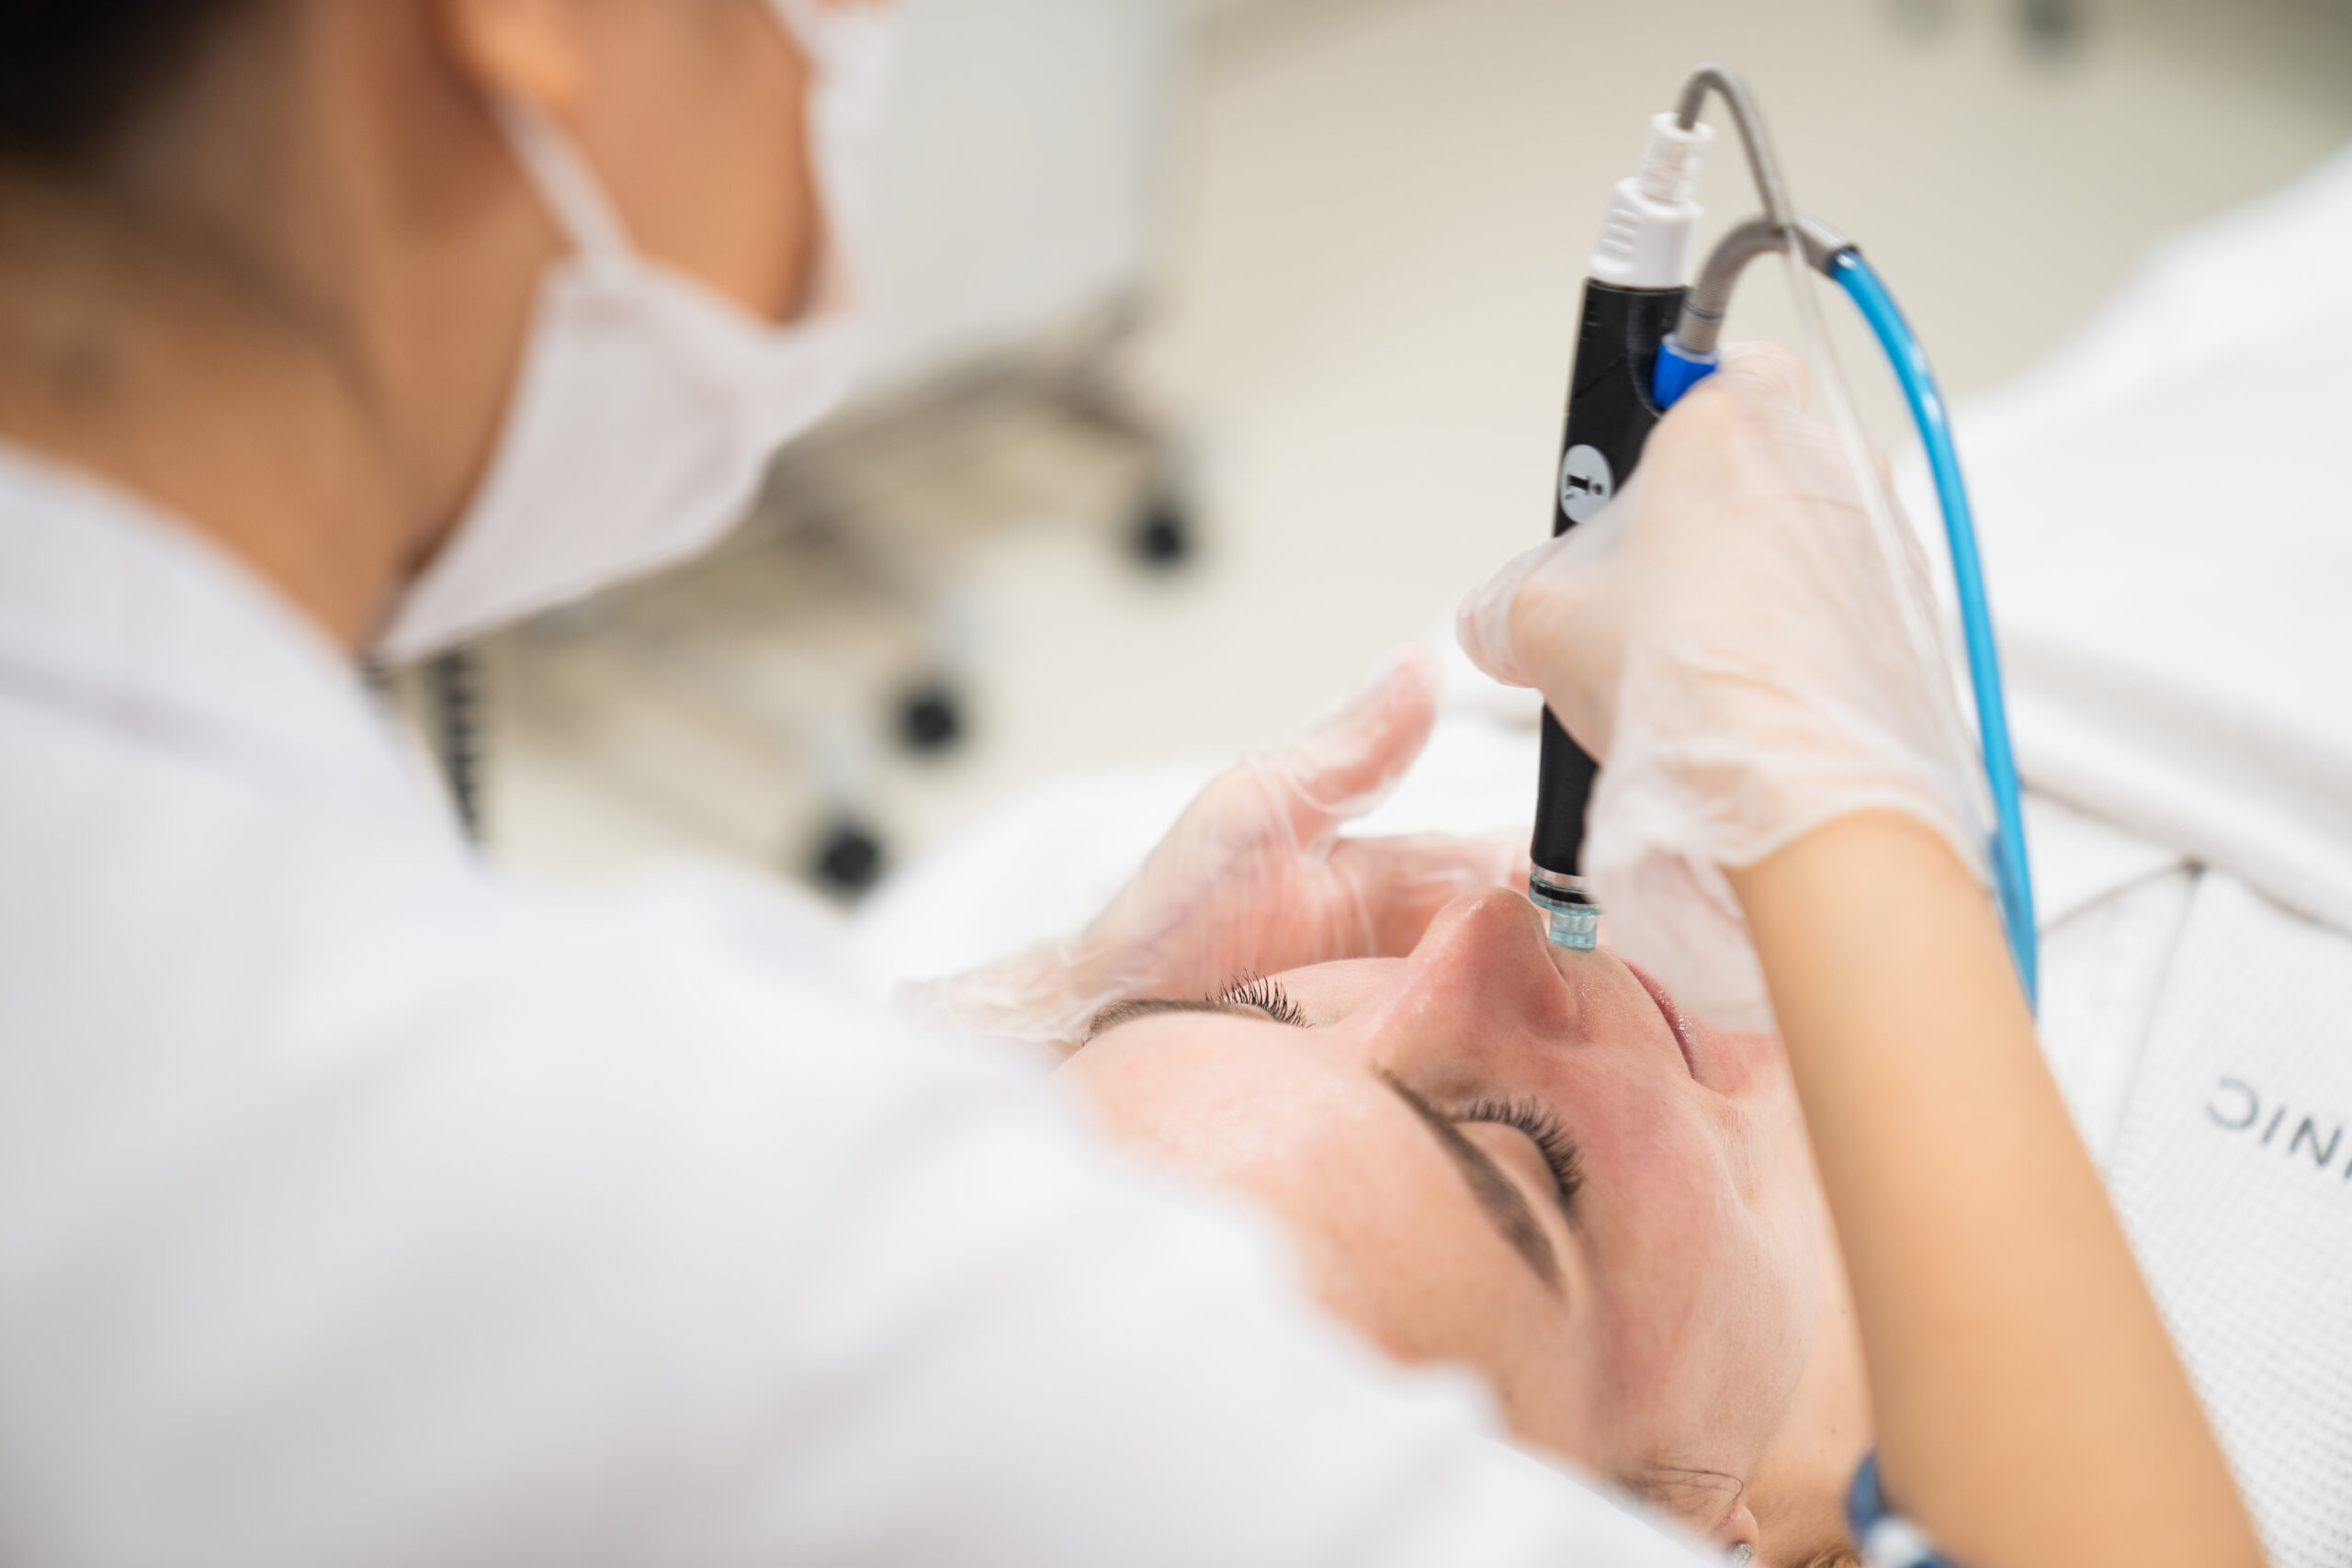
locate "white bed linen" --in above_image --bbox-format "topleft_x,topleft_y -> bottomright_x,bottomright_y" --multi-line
1915,140 -> 2352,1568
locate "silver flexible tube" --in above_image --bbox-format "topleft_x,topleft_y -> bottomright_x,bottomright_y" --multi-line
1673,66 -> 1794,231
1669,66 -> 1808,355
1665,66 -> 2004,979
1677,214 -> 1852,355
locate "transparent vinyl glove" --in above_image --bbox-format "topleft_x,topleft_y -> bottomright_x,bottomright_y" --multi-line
1458,344 -> 1987,1031
902,646 -> 1521,1056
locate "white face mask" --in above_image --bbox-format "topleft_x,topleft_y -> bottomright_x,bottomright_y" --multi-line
374,0 -> 893,664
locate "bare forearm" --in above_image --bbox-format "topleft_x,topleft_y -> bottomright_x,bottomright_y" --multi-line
1729,814 -> 2259,1568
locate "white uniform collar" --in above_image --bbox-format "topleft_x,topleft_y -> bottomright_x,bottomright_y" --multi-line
0,444 -> 441,826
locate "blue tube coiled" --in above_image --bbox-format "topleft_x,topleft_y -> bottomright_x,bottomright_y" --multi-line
1831,252 -> 2036,1005
1649,255 -> 2039,1005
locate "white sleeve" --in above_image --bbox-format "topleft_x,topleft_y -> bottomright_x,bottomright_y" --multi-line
0,886 -> 1710,1568
662,1027 -> 1702,1568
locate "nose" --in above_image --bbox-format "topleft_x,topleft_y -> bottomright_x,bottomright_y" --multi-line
1383,890 -> 1590,1051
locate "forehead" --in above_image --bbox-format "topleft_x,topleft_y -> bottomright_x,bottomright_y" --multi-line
1061,1010 -> 1411,1183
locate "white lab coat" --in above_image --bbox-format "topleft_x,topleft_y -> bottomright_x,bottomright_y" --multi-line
0,448 -> 1704,1566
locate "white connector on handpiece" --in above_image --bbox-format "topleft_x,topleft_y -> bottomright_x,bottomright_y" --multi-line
1589,112 -> 1713,289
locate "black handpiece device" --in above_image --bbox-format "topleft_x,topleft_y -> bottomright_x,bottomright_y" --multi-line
1525,278 -> 1685,949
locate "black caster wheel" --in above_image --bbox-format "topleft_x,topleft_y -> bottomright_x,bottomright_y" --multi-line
2018,0 -> 2083,57
809,818 -> 886,897
898,682 -> 966,755
1129,492 -> 1194,570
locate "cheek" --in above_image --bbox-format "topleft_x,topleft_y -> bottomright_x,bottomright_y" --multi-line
1259,1137 -> 1609,1464
1322,1234 -> 1610,1472
1574,1098 -> 1816,1452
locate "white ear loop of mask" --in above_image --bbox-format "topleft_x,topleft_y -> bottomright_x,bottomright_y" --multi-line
489,0 -> 896,300
491,97 -> 634,265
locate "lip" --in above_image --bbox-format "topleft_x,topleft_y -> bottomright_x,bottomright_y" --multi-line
1625,963 -> 1700,1082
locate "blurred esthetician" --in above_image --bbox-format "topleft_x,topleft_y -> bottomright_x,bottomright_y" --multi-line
0,0 -> 1738,1562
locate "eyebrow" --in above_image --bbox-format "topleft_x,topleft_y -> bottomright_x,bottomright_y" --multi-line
1084,997 -> 1271,1041
1379,1072 -> 1561,1291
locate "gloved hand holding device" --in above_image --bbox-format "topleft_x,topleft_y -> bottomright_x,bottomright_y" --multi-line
906,646 -> 1519,1055
1459,342 -> 1988,1030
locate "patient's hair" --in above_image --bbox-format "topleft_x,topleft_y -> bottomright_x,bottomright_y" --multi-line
0,0 -> 249,164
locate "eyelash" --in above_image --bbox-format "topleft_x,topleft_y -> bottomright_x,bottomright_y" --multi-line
1461,1096 -> 1586,1211
1216,975 -> 1307,1027
1204,981 -> 1581,1213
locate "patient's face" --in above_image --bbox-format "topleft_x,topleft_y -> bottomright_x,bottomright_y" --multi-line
1061,890 -> 1824,1542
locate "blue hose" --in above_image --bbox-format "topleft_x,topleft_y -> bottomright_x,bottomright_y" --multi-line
1829,252 -> 2038,1004
1649,254 -> 2040,1004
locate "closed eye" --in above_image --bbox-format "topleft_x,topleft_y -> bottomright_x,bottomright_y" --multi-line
1382,1072 -> 1561,1291
1459,1096 -> 1585,1220
1083,976 -> 1312,1043
1216,975 -> 1306,1026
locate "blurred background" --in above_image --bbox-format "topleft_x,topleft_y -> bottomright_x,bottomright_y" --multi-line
397,0 -> 2352,909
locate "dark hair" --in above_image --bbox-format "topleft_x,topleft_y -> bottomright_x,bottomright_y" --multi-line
0,0 -> 244,164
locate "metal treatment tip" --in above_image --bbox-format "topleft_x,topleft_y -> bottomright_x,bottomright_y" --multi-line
1527,872 -> 1600,952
